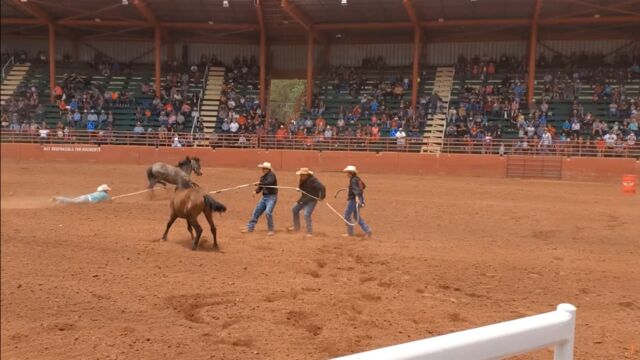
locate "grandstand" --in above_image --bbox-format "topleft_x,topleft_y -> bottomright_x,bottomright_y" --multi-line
2,0 -> 638,157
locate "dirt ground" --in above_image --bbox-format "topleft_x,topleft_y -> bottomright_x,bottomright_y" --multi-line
1,160 -> 638,360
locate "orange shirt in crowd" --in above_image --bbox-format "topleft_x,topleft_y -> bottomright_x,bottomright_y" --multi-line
111,92 -> 119,100
54,86 -> 63,96
275,127 -> 287,140
315,117 -> 325,129
237,115 -> 247,126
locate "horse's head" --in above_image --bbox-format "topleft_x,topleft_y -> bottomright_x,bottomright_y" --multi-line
178,156 -> 202,176
190,157 -> 202,176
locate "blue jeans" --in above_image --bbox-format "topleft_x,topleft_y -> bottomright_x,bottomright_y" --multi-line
292,201 -> 317,234
344,199 -> 371,236
247,195 -> 277,231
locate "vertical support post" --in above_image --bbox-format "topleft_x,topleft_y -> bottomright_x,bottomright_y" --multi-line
526,27 -> 538,106
527,0 -> 544,106
306,33 -> 314,110
411,28 -> 421,109
259,31 -> 267,110
48,23 -> 56,103
554,304 -> 576,360
256,0 -> 268,110
154,26 -> 162,98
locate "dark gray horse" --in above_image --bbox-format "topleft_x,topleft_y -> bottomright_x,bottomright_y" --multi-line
147,156 -> 203,189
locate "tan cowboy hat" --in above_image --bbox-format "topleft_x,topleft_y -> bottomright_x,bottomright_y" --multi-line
257,162 -> 272,169
97,184 -> 111,192
295,167 -> 314,176
343,165 -> 357,173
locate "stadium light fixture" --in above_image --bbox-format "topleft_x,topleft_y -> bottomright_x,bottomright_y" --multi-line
95,18 -> 102,22
122,0 -> 128,5
336,34 -> 342,38
438,18 -> 445,22
20,0 -> 28,2
593,13 -> 601,18
223,0 -> 229,8
208,20 -> 214,24
341,0 -> 347,6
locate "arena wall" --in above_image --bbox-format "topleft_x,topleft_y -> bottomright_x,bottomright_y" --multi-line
3,144 -> 638,183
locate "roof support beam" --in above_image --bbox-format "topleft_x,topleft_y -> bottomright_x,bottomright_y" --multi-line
315,15 -> 638,32
402,0 -> 420,27
527,0 -> 544,106
256,0 -> 268,109
539,15 -> 640,25
163,22 -> 258,31
10,0 -> 53,23
0,18 -> 46,25
546,0 -> 640,20
560,0 -> 640,17
57,19 -> 151,27
281,0 -> 323,41
133,0 -> 160,26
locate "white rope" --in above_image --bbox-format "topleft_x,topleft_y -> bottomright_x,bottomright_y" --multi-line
208,183 -> 254,194
261,185 -> 356,226
111,188 -> 152,200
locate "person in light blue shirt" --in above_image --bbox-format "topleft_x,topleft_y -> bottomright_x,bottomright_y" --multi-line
53,184 -> 112,204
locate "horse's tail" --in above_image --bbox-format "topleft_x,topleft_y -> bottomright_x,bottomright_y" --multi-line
203,195 -> 226,213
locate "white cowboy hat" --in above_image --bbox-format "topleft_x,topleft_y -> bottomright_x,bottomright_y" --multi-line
295,167 -> 314,176
257,162 -> 272,170
97,184 -> 111,192
343,165 -> 358,173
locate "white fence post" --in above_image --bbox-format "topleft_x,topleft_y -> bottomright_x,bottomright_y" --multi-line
332,303 -> 577,360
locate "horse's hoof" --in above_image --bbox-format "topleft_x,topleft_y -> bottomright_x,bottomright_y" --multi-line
161,237 -> 167,241
191,246 -> 197,251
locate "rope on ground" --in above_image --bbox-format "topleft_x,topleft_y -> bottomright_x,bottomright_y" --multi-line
261,185 -> 356,226
111,188 -> 152,200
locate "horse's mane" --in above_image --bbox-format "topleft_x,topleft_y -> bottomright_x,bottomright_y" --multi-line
176,157 -> 191,167
176,156 -> 199,168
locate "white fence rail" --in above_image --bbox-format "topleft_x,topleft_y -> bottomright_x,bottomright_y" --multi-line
332,304 -> 576,360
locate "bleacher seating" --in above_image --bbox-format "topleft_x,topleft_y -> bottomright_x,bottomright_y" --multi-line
17,63 -> 204,131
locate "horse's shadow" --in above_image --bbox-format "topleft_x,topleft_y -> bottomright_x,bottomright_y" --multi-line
175,237 -> 224,253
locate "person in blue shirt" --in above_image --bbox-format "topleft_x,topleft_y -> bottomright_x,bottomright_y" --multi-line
69,99 -> 78,112
370,99 -> 379,113
53,184 -> 112,204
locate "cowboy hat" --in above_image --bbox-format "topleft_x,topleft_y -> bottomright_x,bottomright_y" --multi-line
257,162 -> 272,170
295,167 -> 314,176
343,165 -> 357,173
97,184 -> 111,192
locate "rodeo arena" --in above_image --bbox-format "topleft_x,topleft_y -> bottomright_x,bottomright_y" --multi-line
1,0 -> 640,359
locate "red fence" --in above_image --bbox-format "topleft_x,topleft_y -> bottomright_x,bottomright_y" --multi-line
2,130 -> 639,158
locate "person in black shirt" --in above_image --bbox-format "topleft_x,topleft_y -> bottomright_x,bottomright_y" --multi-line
342,165 -> 372,238
242,162 -> 278,235
287,168 -> 326,237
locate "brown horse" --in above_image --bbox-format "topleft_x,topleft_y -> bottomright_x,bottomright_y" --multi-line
162,184 -> 227,250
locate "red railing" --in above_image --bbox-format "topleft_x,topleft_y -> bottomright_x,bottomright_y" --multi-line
1,130 -> 638,158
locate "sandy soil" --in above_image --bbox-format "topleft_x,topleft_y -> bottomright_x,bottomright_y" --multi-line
1,160 -> 639,360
